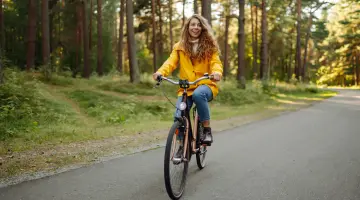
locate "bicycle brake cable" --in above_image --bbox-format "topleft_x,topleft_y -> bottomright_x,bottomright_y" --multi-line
154,81 -> 178,110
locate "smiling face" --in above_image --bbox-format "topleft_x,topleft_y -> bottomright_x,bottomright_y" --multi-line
188,17 -> 202,39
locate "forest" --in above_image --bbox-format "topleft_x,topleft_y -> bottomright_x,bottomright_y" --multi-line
0,0 -> 359,179
0,0 -> 359,85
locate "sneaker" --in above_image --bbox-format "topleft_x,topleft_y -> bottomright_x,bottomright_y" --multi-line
202,127 -> 213,145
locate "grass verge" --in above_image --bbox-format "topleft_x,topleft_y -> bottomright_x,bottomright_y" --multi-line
0,72 -> 338,184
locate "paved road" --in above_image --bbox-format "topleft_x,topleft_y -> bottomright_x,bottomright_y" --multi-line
1,89 -> 360,200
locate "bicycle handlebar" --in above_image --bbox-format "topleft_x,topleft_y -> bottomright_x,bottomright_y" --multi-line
156,73 -> 214,86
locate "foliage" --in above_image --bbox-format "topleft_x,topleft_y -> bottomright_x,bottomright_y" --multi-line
67,90 -> 173,124
98,76 -> 178,96
0,69 -> 77,141
313,0 -> 360,86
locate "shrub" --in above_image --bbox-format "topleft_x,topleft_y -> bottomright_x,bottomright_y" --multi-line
67,90 -> 173,124
0,69 -> 42,140
0,69 -> 74,140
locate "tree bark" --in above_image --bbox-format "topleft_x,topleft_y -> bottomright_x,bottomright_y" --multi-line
0,0 -> 4,54
237,0 -> 246,88
255,4 -> 259,79
302,15 -> 312,82
356,53 -> 360,86
151,0 -> 157,72
117,0 -> 125,73
157,0 -> 163,62
97,0 -> 103,76
82,0 -> 90,78
251,3 -> 258,79
295,0 -> 302,80
42,0 -> 51,67
288,39 -> 293,81
0,0 -> 3,84
73,3 -> 82,78
89,0 -> 93,50
182,0 -> 186,27
126,0 -> 140,83
224,16 -> 230,81
260,0 -> 268,82
26,0 -> 37,71
169,0 -> 173,49
194,0 -> 198,14
201,0 -> 212,26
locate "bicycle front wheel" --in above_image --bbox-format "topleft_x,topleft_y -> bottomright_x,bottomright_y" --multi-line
164,121 -> 189,200
196,122 -> 207,169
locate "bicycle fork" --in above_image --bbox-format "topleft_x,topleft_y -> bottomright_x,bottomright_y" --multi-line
182,110 -> 199,161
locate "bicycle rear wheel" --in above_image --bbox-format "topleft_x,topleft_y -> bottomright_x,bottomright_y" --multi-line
196,122 -> 207,169
164,121 -> 189,200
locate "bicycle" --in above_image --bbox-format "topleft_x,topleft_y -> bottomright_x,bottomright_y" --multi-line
154,73 -> 214,200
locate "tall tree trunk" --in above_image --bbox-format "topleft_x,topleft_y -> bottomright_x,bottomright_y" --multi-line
224,16 -> 230,81
42,0 -> 50,67
260,0 -> 268,82
0,0 -> 3,83
201,0 -> 212,25
146,28 -> 149,48
126,0 -> 140,83
295,0 -> 301,80
0,0 -> 4,54
302,15 -> 312,82
356,53 -> 360,86
255,4 -> 258,79
169,0 -> 173,49
151,0 -> 157,72
251,3 -> 257,79
157,0 -> 163,62
49,13 -> 54,54
194,0 -> 198,14
288,39 -> 293,81
89,0 -> 93,50
82,0 -> 90,78
97,0 -> 103,76
237,0 -> 246,88
182,0 -> 186,27
26,0 -> 37,72
73,3 -> 82,78
117,0 -> 125,73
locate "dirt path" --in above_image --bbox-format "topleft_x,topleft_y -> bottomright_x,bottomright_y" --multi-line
44,85 -> 97,124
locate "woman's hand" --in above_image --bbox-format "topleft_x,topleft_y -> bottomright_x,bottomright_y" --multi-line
153,72 -> 162,81
210,72 -> 222,81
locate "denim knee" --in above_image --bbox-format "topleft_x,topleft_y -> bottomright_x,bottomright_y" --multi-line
192,85 -> 212,122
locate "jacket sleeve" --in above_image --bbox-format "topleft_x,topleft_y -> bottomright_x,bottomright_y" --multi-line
210,51 -> 223,75
156,45 -> 179,77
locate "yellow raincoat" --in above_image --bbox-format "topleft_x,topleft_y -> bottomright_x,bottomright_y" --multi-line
156,42 -> 223,98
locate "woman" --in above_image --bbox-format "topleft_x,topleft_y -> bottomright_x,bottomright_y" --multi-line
153,14 -> 223,145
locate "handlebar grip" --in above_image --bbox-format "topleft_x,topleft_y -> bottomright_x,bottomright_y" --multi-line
157,75 -> 163,82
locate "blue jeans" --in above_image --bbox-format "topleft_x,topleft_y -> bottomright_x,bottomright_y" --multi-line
174,85 -> 213,122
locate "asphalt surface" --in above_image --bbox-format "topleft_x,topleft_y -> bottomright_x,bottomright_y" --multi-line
1,89 -> 360,200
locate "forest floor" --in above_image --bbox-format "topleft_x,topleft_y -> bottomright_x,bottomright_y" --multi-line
0,73 -> 337,187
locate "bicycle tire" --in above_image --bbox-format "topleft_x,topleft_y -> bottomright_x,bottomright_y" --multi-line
196,121 -> 207,169
164,121 -> 189,200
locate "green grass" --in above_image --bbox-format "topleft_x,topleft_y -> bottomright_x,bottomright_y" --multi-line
0,71 -> 338,179
66,89 -> 174,124
97,79 -> 178,96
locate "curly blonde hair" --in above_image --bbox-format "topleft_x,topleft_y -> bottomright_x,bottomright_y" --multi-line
179,14 -> 221,62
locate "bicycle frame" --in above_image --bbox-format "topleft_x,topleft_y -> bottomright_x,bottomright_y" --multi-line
156,73 -> 213,162
178,87 -> 200,161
